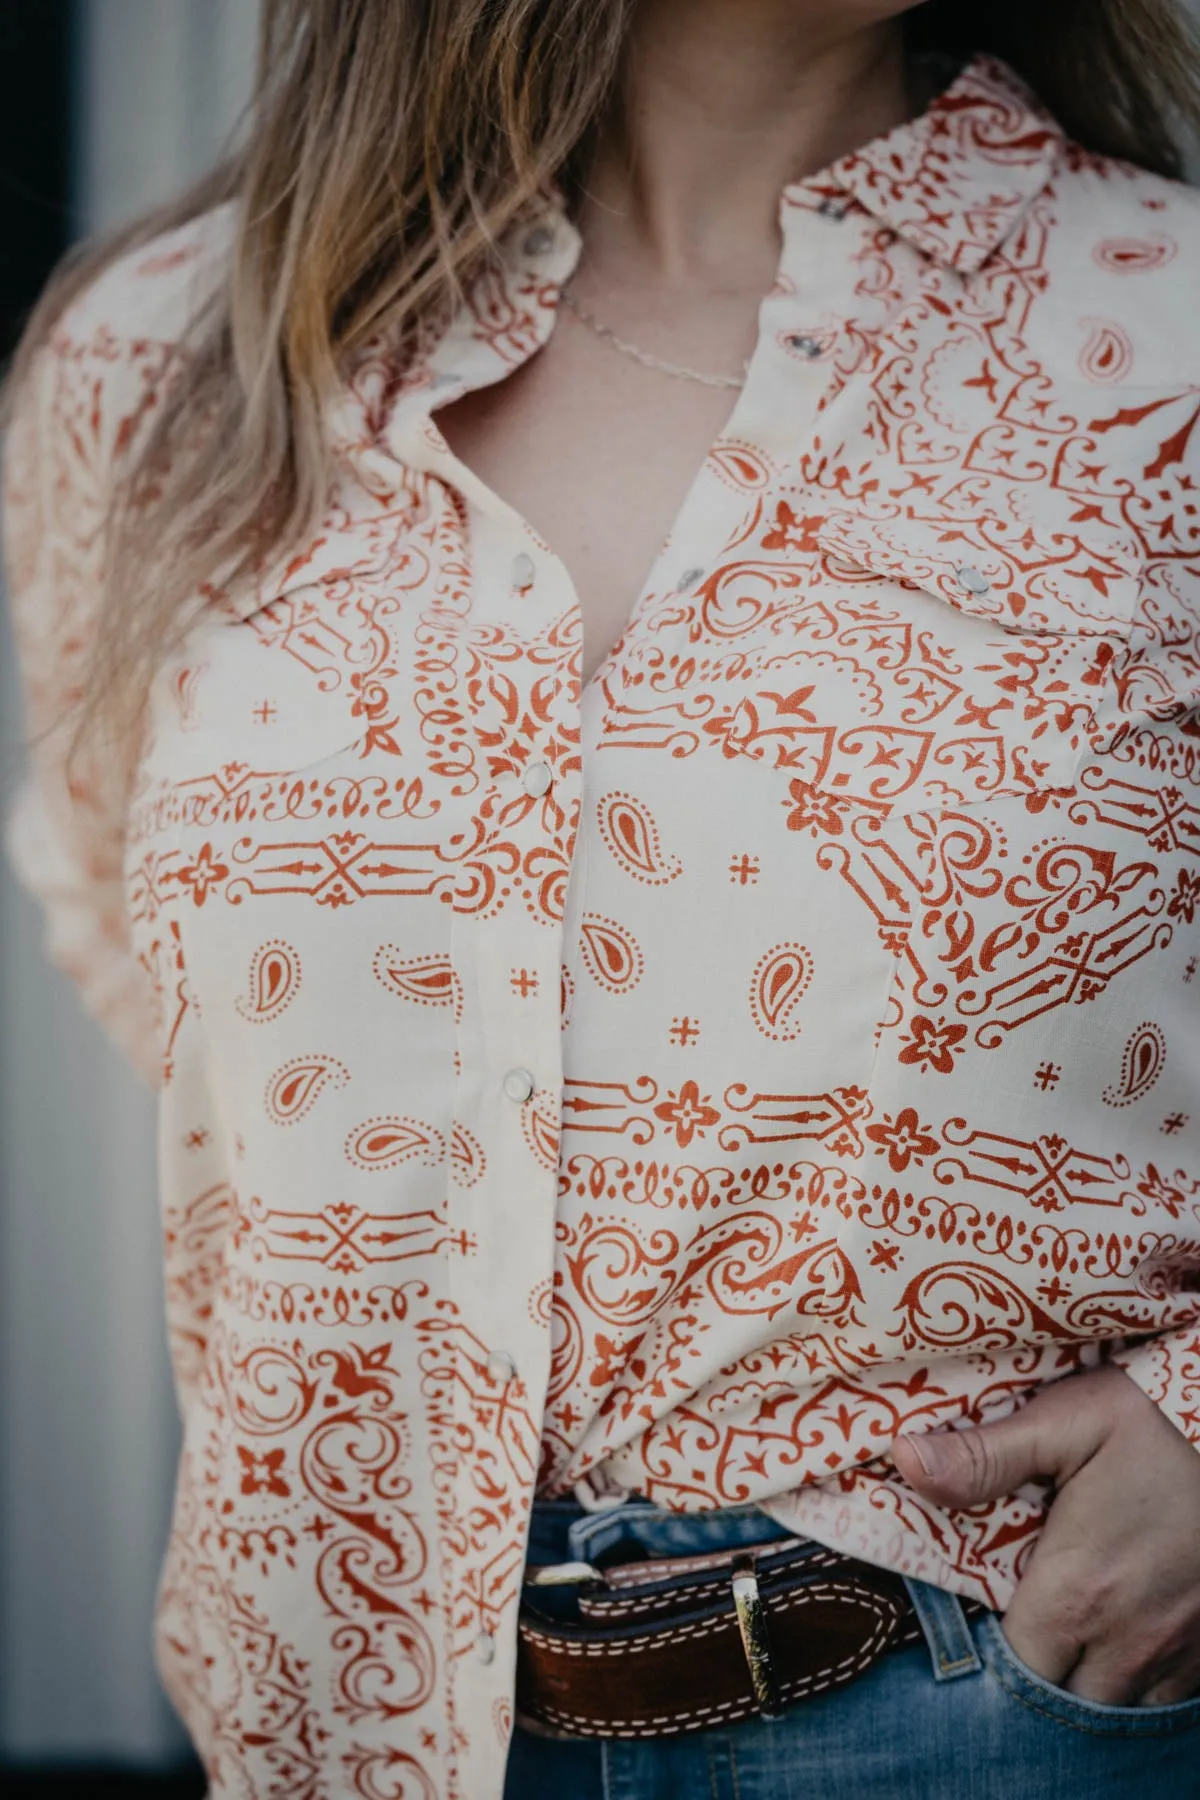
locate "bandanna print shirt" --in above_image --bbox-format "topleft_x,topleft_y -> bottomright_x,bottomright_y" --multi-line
5,55 -> 1200,1800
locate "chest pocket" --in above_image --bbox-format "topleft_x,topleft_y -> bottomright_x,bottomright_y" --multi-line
724,506 -> 1142,819
143,581 -> 388,793
132,575 -> 406,914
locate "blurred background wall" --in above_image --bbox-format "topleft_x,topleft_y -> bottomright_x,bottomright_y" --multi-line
0,2 -> 260,1782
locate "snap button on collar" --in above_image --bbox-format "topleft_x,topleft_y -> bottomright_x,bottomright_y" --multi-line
955,565 -> 992,596
511,551 -> 536,590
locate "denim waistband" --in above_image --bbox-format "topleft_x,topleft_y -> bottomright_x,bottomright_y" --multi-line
526,1493 -> 796,1570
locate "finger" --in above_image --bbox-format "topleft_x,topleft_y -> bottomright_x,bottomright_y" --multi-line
997,1602 -> 1082,1691
1060,1632 -> 1200,1707
1141,1674 -> 1200,1706
1061,1643 -> 1146,1706
891,1373 -> 1115,1509
891,1409 -> 1056,1510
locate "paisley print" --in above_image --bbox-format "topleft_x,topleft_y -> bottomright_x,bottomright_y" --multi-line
577,912 -> 644,995
373,946 -> 463,1019
343,1115 -> 445,1172
1092,235 -> 1178,273
7,54 -> 1200,1800
748,942 -> 813,1041
708,439 -> 775,490
171,661 -> 205,730
1078,318 -> 1134,385
528,1277 -> 554,1326
1103,1022 -> 1168,1109
522,1091 -> 560,1171
449,1120 -> 487,1189
234,938 -> 302,1023
596,791 -> 683,885
264,1053 -> 350,1125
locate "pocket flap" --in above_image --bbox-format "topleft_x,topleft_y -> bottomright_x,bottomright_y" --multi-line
817,510 -> 1141,636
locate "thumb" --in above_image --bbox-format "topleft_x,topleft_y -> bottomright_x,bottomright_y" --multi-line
892,1407 -> 1056,1509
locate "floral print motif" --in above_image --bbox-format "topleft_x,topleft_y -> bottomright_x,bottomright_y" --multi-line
652,1080 -> 723,1148
897,1016 -> 970,1075
866,1108 -> 941,1172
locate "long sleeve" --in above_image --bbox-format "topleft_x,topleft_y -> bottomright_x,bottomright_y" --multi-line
1109,1327 -> 1200,1450
2,329 -> 161,1085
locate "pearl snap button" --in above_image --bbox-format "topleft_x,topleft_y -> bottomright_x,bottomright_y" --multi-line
679,566 -> 705,589
819,198 -> 848,220
523,225 -> 556,255
511,552 -> 536,590
476,1631 -> 496,1665
955,565 -> 991,596
486,1351 -> 517,1384
788,334 -> 824,359
503,1067 -> 535,1103
522,761 -> 552,797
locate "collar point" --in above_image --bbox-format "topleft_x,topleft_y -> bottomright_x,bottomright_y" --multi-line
945,241 -> 1000,277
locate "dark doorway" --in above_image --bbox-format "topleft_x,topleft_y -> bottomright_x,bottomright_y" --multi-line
1,0 -> 75,360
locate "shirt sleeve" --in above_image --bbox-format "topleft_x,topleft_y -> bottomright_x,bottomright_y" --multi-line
1109,1326 -> 1200,1451
2,330 -> 161,1086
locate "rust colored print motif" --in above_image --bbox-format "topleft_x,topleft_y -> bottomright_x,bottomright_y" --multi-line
800,801 -> 1175,1058
152,1328 -> 442,1800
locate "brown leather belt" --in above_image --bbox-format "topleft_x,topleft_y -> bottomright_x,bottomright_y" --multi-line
516,1534 -> 989,1739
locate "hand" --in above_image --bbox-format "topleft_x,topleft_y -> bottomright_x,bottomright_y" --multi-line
891,1365 -> 1200,1705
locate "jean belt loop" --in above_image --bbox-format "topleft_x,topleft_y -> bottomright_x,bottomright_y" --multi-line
902,1575 -> 983,1682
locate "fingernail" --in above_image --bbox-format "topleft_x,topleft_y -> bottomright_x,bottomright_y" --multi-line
898,1432 -> 942,1477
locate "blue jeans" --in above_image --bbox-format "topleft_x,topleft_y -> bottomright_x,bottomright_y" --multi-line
504,1498 -> 1200,1799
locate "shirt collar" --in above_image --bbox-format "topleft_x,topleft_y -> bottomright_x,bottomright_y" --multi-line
317,50 -> 1065,503
803,53 -> 1065,273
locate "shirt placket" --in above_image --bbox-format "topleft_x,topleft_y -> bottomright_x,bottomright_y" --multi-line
379,221 -> 587,1701
442,497 -> 580,1409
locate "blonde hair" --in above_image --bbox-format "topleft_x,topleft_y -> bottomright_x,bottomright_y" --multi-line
5,0 -> 1200,761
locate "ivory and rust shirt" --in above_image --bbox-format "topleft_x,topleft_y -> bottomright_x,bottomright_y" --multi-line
5,54 -> 1200,1800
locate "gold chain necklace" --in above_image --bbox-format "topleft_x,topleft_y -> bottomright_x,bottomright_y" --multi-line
558,287 -> 747,391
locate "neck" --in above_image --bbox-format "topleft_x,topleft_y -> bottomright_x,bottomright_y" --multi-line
580,0 -> 913,289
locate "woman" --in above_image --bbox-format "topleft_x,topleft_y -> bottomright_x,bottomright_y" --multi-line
4,1 -> 1200,1794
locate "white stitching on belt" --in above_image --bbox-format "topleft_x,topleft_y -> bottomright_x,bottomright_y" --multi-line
521,1579 -> 890,1659
528,1601 -> 895,1734
581,1550 -> 846,1621
583,1577 -> 729,1619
